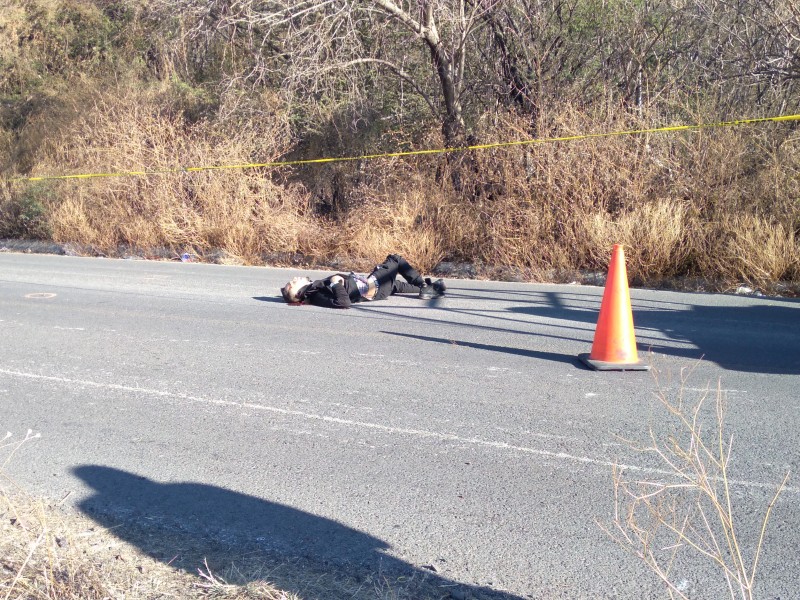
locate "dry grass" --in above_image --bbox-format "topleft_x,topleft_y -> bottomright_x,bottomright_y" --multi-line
2,431 -> 295,599
340,174 -> 449,272
20,79 -> 327,264
0,489 -> 299,599
0,433 -> 454,600
2,0 -> 799,290
1,484 -> 449,600
3,82 -> 799,290
578,199 -> 696,284
697,215 -> 800,289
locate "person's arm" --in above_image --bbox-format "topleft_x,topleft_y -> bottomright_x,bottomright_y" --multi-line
305,276 -> 351,309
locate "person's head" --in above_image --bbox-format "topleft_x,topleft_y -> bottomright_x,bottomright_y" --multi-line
280,276 -> 312,303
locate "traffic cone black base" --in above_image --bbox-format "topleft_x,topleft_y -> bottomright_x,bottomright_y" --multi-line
579,353 -> 650,371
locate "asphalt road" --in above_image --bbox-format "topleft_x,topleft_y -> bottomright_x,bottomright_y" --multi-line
1,253 -> 799,599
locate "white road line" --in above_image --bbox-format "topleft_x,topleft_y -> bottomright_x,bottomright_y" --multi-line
1,367 -> 794,494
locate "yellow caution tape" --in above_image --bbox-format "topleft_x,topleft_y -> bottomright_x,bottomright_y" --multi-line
4,113 -> 799,183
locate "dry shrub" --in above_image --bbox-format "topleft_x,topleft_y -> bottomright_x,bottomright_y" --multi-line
33,80 -> 321,263
0,2 -> 47,96
1,76 -> 83,176
528,107 -> 664,212
471,183 -> 565,273
0,181 -> 55,239
660,102 -> 800,213
6,85 -> 800,287
0,128 -> 12,171
579,199 -> 696,284
754,133 -> 800,221
698,215 -> 799,288
341,170 -> 447,272
422,104 -> 799,288
671,127 -> 756,208
0,489 -> 300,599
603,371 -> 790,599
414,107 -> 683,274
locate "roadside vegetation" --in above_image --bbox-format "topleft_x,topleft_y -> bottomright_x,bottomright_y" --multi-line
2,488 -> 433,600
1,0 -> 798,292
0,431 -> 441,600
1,492 -> 288,600
1,430 -> 292,599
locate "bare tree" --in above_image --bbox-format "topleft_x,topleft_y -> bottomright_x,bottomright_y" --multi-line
147,0 -> 799,143
159,0 -> 502,146
686,0 -> 800,111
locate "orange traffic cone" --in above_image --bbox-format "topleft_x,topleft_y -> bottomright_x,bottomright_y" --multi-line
580,244 -> 649,371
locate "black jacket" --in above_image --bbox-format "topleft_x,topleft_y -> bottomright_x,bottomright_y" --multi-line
301,273 -> 361,309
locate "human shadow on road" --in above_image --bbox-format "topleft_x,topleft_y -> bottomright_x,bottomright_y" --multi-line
73,465 -> 525,600
509,294 -> 800,374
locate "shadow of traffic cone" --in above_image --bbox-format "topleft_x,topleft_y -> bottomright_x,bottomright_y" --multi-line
580,244 -> 650,371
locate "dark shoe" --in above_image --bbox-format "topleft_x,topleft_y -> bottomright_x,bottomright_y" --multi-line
419,278 -> 446,299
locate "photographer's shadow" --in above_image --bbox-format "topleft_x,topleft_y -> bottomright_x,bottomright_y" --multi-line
73,465 -> 522,600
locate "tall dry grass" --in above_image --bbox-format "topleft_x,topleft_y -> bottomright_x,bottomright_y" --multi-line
3,86 -> 799,289
329,106 -> 798,289
2,0 -> 799,289
698,215 -> 799,286
340,186 -> 446,271
22,79 -> 330,264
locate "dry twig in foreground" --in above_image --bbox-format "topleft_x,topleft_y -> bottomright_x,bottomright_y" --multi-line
601,369 -> 790,599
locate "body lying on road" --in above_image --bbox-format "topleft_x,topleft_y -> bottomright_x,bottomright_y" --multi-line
280,254 -> 446,309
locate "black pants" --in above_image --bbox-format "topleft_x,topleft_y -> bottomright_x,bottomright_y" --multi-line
370,254 -> 424,301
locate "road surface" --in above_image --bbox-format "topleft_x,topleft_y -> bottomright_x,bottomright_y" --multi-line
2,253 -> 798,598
